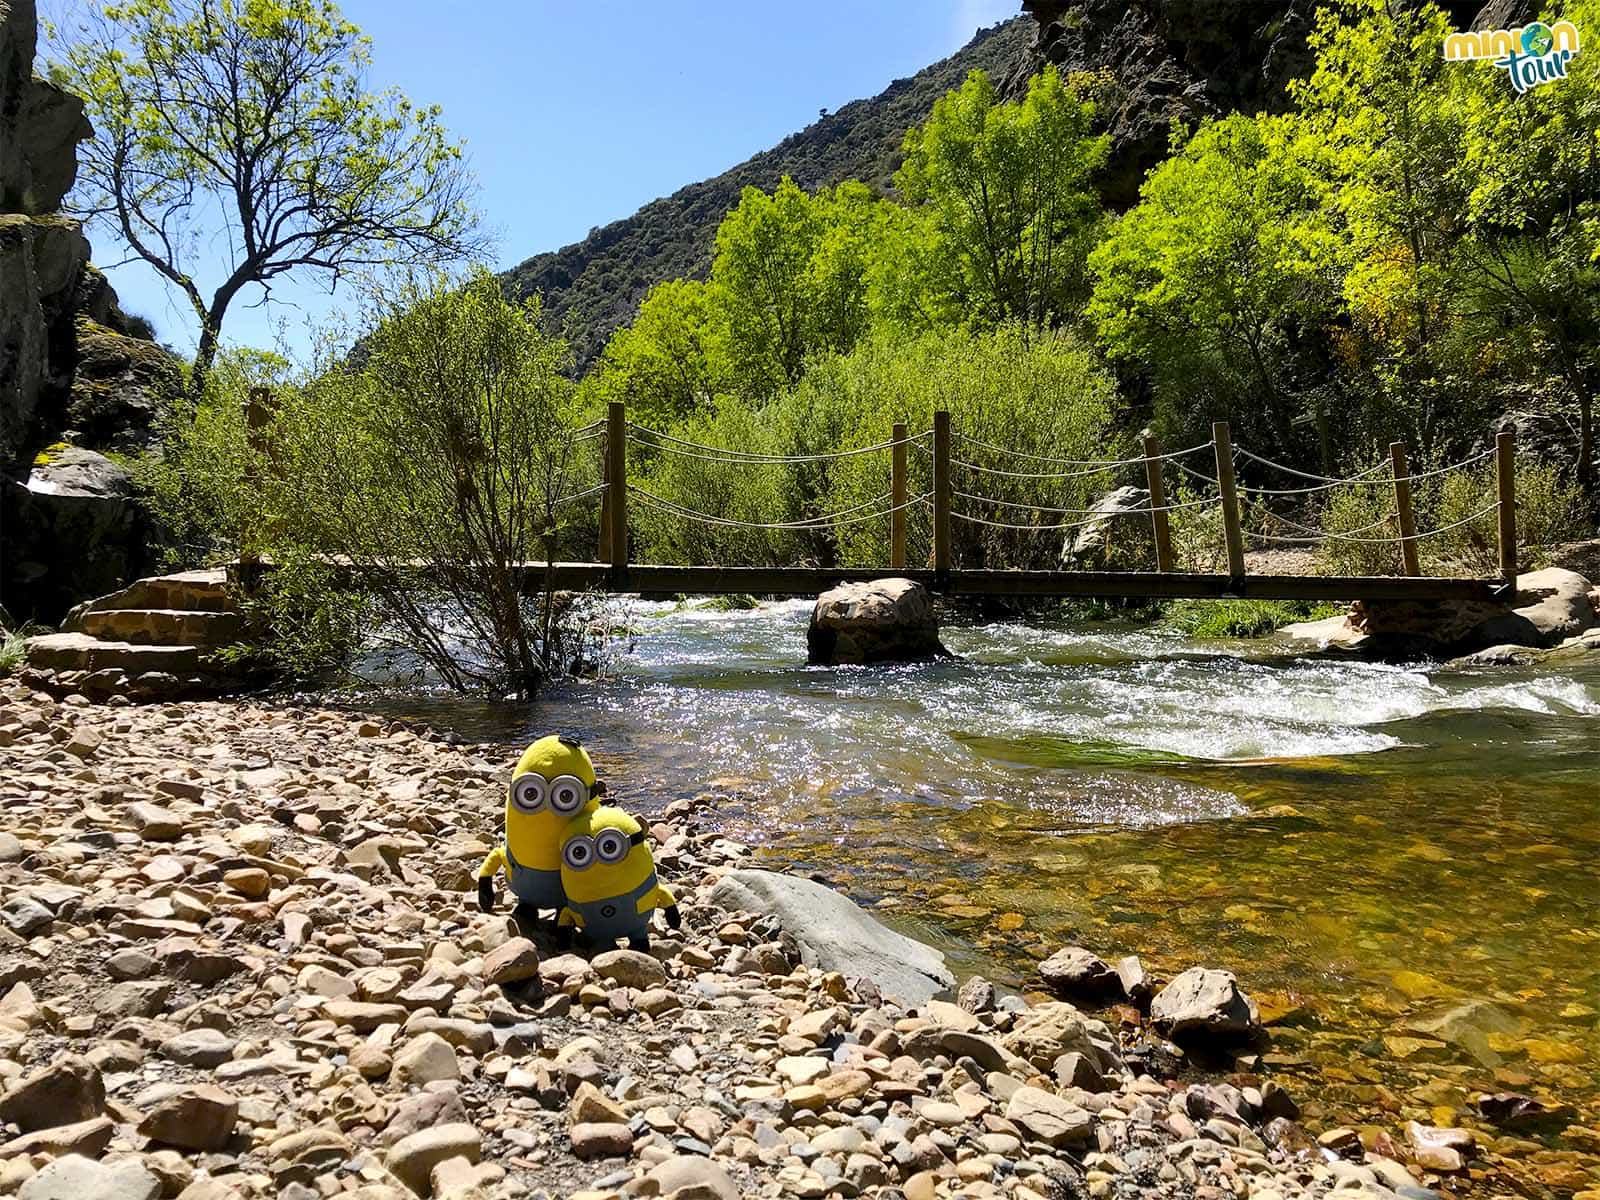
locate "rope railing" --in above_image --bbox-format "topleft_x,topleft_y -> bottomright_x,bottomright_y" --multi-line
567,401 -> 1520,586
952,432 -> 1211,468
551,482 -> 608,507
628,483 -> 929,531
1234,445 -> 1495,488
954,489 -> 1223,517
627,423 -> 926,464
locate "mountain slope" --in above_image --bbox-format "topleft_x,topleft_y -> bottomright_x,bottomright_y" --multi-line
500,18 -> 1035,370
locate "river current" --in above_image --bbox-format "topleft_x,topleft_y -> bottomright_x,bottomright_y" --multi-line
378,597 -> 1600,1195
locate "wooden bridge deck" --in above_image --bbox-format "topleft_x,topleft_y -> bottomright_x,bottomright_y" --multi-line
518,562 -> 1507,603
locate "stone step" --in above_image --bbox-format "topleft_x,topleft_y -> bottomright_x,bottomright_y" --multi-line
24,632 -> 205,675
77,607 -> 243,647
65,569 -> 236,625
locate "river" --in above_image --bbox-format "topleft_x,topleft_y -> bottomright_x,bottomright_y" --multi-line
376,597 -> 1600,1196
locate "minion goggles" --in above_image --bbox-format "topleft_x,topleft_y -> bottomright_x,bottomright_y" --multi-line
509,772 -> 605,816
562,827 -> 647,870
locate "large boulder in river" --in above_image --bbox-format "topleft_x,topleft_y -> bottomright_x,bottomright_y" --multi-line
806,577 -> 948,666
1150,967 -> 1260,1042
707,868 -> 955,1005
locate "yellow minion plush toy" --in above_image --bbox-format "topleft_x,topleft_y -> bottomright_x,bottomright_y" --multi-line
556,806 -> 680,950
477,735 -> 603,922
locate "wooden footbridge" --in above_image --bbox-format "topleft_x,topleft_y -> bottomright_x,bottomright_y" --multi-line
497,403 -> 1518,604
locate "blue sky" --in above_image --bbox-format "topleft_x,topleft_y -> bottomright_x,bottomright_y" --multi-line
54,0 -> 1018,359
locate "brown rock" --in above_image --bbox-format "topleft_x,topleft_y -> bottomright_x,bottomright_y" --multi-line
481,936 -> 540,986
385,1123 -> 482,1193
0,1053 -> 104,1131
570,1121 -> 634,1159
137,1083 -> 239,1150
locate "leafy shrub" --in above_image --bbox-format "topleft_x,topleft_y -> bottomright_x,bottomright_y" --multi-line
1164,598 -> 1339,639
628,324 -> 1118,573
1422,453 -> 1587,575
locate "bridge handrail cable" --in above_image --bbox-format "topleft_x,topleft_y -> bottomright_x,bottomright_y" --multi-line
952,431 -> 1213,468
953,489 -> 1222,517
1245,500 -> 1501,545
943,440 -> 1214,481
627,424 -> 927,464
628,484 -> 931,530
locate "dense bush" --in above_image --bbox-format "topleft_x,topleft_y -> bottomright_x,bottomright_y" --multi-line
627,326 -> 1118,571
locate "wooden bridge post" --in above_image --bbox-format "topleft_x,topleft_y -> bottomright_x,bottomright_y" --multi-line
891,422 -> 908,570
240,386 -> 274,594
1390,442 -> 1420,576
932,411 -> 952,575
1212,422 -> 1246,581
606,401 -> 628,579
1496,428 -> 1517,584
1142,435 -> 1174,573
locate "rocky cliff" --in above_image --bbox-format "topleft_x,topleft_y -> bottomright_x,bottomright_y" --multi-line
0,0 -> 179,623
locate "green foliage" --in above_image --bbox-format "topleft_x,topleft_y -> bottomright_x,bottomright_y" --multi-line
586,279 -> 720,428
51,0 -> 483,385
897,66 -> 1108,328
1088,114 -> 1337,455
0,626 -> 37,677
629,325 -> 1118,572
267,270 -> 586,694
134,348 -> 292,567
1164,599 -> 1340,639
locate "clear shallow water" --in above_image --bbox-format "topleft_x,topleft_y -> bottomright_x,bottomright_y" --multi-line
373,598 -> 1600,1194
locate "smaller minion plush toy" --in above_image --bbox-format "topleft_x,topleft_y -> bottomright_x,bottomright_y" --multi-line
477,735 -> 604,923
556,806 -> 680,950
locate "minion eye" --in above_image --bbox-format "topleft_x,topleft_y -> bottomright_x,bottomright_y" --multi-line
549,775 -> 587,815
562,836 -> 595,871
510,774 -> 547,812
595,831 -> 628,863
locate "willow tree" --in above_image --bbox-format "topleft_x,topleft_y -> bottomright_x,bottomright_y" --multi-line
50,0 -> 484,393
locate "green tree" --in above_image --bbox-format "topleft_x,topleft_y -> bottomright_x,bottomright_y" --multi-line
50,0 -> 484,393
586,278 -> 722,428
1290,0 -> 1472,451
1087,114 -> 1339,456
274,272 -> 582,695
1450,0 -> 1600,491
896,65 -> 1108,329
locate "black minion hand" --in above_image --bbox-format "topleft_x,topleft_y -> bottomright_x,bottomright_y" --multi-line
477,876 -> 496,914
665,904 -> 682,930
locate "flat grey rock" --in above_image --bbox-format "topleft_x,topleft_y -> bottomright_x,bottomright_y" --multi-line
707,869 -> 954,1005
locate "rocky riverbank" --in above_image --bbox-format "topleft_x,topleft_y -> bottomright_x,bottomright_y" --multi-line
0,681 -> 1573,1200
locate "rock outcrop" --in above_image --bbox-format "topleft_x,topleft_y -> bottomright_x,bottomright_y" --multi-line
2,445 -> 146,619
806,578 -> 949,666
0,0 -> 91,216
1060,485 -> 1153,570
1004,0 -> 1535,207
1281,566 -> 1599,659
1,0 -> 178,621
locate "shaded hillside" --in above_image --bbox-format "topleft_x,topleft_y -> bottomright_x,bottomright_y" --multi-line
500,18 -> 1035,370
